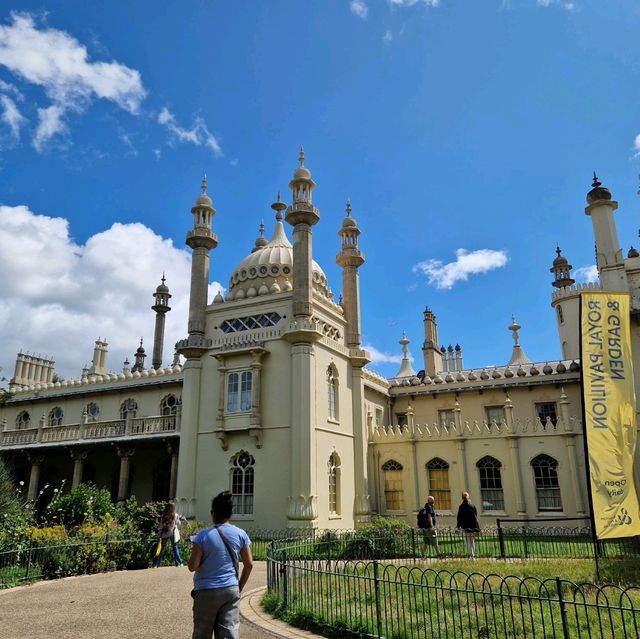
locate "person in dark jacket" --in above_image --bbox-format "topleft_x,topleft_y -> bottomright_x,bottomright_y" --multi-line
456,492 -> 480,559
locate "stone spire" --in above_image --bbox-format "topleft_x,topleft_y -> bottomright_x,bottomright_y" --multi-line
285,147 -> 320,318
336,197 -> 365,347
393,332 -> 417,379
251,220 -> 268,253
132,338 -> 146,373
151,274 -> 172,370
585,173 -> 627,292
422,307 -> 444,376
89,338 -> 109,376
550,245 -> 575,289
507,316 -> 532,366
179,174 -> 218,357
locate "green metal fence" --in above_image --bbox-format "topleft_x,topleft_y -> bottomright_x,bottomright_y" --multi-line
266,536 -> 640,639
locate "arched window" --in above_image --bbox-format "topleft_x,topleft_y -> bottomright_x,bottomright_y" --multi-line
382,459 -> 404,512
48,407 -> 63,427
120,399 -> 138,420
230,451 -> 255,515
227,372 -> 252,413
328,453 -> 341,515
327,366 -> 338,420
532,454 -> 562,511
160,394 -> 181,416
84,402 -> 100,422
557,305 -> 564,324
16,411 -> 30,429
477,456 -> 504,511
426,458 -> 451,510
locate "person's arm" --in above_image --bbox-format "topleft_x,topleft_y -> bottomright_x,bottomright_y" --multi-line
426,508 -> 434,528
456,506 -> 462,530
238,545 -> 253,592
188,542 -> 203,573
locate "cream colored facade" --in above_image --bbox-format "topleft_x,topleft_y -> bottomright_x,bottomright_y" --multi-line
1,166 -> 638,530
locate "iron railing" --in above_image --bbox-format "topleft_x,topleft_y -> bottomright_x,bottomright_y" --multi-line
266,536 -> 640,639
0,538 -> 140,589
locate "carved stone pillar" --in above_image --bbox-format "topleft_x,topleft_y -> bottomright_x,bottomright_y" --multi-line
168,442 -> 179,500
116,447 -> 135,503
454,399 -> 468,493
27,455 -> 44,501
507,436 -> 526,513
70,449 -> 88,489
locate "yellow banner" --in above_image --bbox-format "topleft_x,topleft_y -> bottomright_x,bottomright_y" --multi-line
581,292 -> 640,539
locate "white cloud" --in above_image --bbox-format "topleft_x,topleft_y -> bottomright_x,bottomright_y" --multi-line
0,94 -> 25,138
0,12 -> 146,149
350,0 -> 369,19
413,248 -> 508,289
574,264 -> 599,283
362,342 -> 402,365
536,0 -> 575,9
389,0 -> 440,7
383,30 -> 393,44
153,148 -> 161,160
158,107 -> 223,157
0,204 -> 223,379
633,134 -> 640,157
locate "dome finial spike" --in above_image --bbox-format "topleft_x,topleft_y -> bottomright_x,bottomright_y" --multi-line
556,244 -> 561,258
592,171 -> 601,188
161,272 -> 166,284
298,145 -> 305,167
201,173 -> 208,194
271,191 -> 287,221
259,219 -> 265,237
346,197 -> 352,216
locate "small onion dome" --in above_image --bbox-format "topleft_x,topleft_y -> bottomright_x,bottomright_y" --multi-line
252,221 -> 268,252
195,175 -> 213,207
628,246 -> 640,258
293,146 -> 312,180
213,292 -> 224,304
155,274 -> 169,294
136,339 -> 145,354
440,345 -> 446,353
552,245 -> 569,267
586,173 -> 612,204
454,343 -> 461,351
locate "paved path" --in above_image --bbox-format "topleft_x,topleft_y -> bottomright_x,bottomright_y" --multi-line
0,562 -> 323,639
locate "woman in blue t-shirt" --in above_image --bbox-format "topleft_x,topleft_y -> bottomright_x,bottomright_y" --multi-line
187,491 -> 253,639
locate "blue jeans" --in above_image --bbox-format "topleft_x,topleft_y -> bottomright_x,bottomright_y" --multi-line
153,537 -> 182,567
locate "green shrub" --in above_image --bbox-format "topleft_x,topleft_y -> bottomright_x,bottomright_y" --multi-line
342,516 -> 411,559
43,483 -> 114,529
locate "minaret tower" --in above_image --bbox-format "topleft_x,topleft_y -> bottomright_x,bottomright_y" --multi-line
151,275 -> 172,370
175,176 -> 218,518
336,198 -> 365,347
285,147 -> 320,318
550,246 -> 575,289
132,338 -> 146,372
186,175 -> 218,336
586,173 -> 628,292
422,307 -> 444,377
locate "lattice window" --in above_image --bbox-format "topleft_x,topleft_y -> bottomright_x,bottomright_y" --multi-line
477,456 -> 504,511
48,407 -> 63,427
535,402 -> 558,428
426,458 -> 451,510
16,411 -> 30,429
327,366 -> 338,420
220,313 -> 282,333
532,454 -> 562,511
328,453 -> 340,515
84,402 -> 100,422
485,406 -> 505,427
230,451 -> 255,515
438,409 -> 455,428
120,399 -> 138,420
382,459 -> 404,512
160,394 -> 181,416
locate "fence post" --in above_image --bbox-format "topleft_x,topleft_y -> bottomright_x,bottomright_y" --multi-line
373,560 -> 383,639
25,540 -> 34,581
280,548 -> 288,610
411,528 -> 416,563
555,577 -> 571,639
497,519 -> 506,559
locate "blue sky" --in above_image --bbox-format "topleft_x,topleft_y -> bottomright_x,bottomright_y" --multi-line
1,1 -> 640,380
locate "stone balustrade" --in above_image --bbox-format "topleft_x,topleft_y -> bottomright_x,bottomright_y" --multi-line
0,414 -> 180,448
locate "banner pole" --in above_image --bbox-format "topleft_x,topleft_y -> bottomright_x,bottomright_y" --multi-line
578,293 -> 601,582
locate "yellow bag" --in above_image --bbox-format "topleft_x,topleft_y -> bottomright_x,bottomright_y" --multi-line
153,538 -> 163,559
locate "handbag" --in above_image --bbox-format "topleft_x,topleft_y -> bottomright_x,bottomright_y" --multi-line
152,537 -> 162,559
215,526 -> 239,580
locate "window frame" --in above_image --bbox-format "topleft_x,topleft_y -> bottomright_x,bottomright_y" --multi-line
84,402 -> 100,423
438,409 -> 455,428
328,453 -> 341,516
230,451 -> 255,517
535,402 -> 558,429
119,399 -> 138,420
426,457 -> 452,511
484,405 -> 505,427
16,411 -> 31,430
531,454 -> 563,512
226,370 -> 252,414
48,407 -> 64,427
327,366 -> 339,421
477,456 -> 505,512
381,459 -> 405,513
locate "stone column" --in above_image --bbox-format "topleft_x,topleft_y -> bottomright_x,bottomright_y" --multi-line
454,400 -> 468,492
70,449 -> 88,489
27,455 -> 44,501
408,405 -> 421,512
167,442 -> 179,501
116,447 -> 135,503
507,436 -> 526,514
351,360 -> 370,523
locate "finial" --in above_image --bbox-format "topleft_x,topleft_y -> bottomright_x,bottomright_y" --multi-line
555,245 -> 561,258
271,191 -> 287,221
346,197 -> 352,216
259,219 -> 265,237
201,173 -> 208,194
298,145 -> 305,167
139,337 -> 144,347
400,331 -> 410,357
508,315 -> 521,345
592,172 -> 601,188
161,272 -> 166,285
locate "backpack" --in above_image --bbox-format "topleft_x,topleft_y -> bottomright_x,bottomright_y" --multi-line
417,507 -> 429,529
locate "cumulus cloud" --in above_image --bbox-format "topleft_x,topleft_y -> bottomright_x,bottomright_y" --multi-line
536,0 -> 575,9
413,248 -> 508,289
574,264 -> 599,283
158,107 -> 223,157
350,0 -> 369,19
0,204 -> 223,379
389,0 -> 440,7
0,12 -> 146,149
633,134 -> 640,157
362,342 -> 402,365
